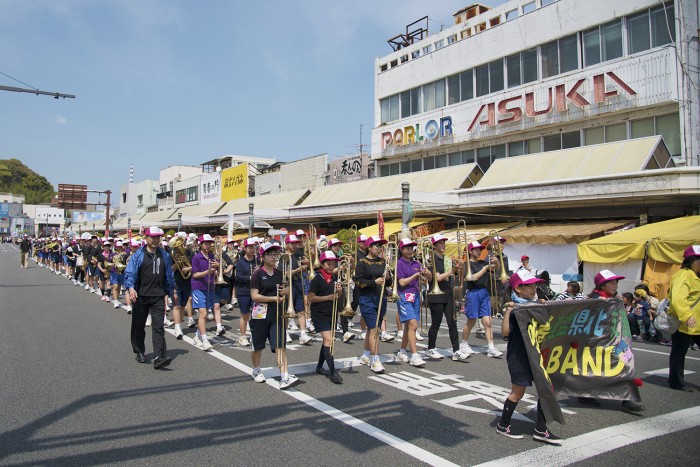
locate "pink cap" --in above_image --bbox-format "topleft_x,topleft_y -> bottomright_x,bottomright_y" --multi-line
319,251 -> 338,263
115,241 -> 124,248
329,238 -> 343,247
467,241 -> 483,251
243,238 -> 256,247
493,235 -> 507,243
295,229 -> 307,237
130,239 -> 141,247
102,240 -> 111,246
594,269 -> 625,287
70,240 -> 77,245
431,234 -> 448,244
365,235 -> 387,248
358,234 -> 368,243
227,238 -> 236,244
144,226 -> 164,237
398,238 -> 417,249
259,242 -> 281,256
521,255 -> 529,261
510,269 -> 544,288
683,245 -> 700,259
199,234 -> 215,243
285,234 -> 300,244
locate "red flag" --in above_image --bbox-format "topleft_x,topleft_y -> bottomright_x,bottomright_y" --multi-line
128,228 -> 132,240
378,210 -> 385,240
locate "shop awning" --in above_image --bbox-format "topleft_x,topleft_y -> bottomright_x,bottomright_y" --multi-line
135,209 -> 179,226
298,164 -> 480,208
175,202 -> 225,218
501,221 -> 633,245
577,216 -> 700,263
477,136 -> 674,188
217,189 -> 310,215
439,222 -> 522,257
358,217 -> 441,239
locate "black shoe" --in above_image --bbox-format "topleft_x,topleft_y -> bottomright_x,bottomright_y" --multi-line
577,396 -> 601,406
621,400 -> 645,412
135,353 -> 148,363
670,385 -> 694,392
330,370 -> 343,384
533,428 -> 562,445
496,423 -> 523,439
153,356 -> 171,369
316,367 -> 328,376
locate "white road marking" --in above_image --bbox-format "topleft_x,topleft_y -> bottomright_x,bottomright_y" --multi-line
474,406 -> 700,467
644,368 -> 695,376
635,347 -> 700,361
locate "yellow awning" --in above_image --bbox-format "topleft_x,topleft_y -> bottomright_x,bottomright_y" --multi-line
359,217 -> 441,239
577,216 -> 700,263
218,189 -> 310,215
502,221 -> 632,244
477,136 -> 673,188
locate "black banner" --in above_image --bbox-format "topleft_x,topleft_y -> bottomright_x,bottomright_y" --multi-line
514,299 -> 641,424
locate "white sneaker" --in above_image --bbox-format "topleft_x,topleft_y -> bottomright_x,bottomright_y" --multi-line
252,369 -> 266,383
395,352 -> 409,363
381,332 -> 395,342
426,348 -> 443,360
146,316 -> 152,327
113,301 -> 120,309
460,343 -> 475,356
286,333 -> 292,343
279,378 -> 295,390
370,360 -> 386,374
299,334 -> 312,345
165,306 -> 171,312
396,330 -> 404,339
225,303 -> 233,310
216,326 -> 226,336
174,329 -> 183,340
343,332 -> 356,343
453,350 -> 471,361
359,331 -> 366,340
125,306 -> 132,313
307,323 -> 315,333
90,287 -> 96,294
288,321 -> 299,331
193,335 -> 203,348
207,312 -> 214,321
232,298 -> 238,305
358,354 -> 370,366
85,284 -> 90,290
415,332 -> 424,341
348,321 -> 355,328
410,356 -> 427,367
72,279 -> 77,285
163,319 -> 174,328
200,340 -> 213,351
487,348 -> 504,358
187,317 -> 196,328
238,336 -> 250,346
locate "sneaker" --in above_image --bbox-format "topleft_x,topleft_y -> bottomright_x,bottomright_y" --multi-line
193,335 -> 203,348
633,335 -> 643,341
358,354 -> 370,366
370,360 -> 386,374
217,327 -> 226,337
200,340 -> 213,351
426,348 -> 443,360
165,305 -> 171,312
453,350 -> 471,361
232,298 -> 238,305
496,424 -> 523,439
146,316 -> 152,327
395,352 -> 409,363
288,321 -> 299,331
238,336 -> 250,346
621,400 -> 645,412
85,284 -> 90,290
307,323 -> 316,333
90,287 -> 95,294
126,306 -> 132,314
410,356 -> 426,367
113,301 -> 120,309
163,319 -> 174,328
207,312 -> 214,321
101,295 -> 109,302
286,333 -> 292,343
72,279 -> 77,285
175,329 -> 184,340
533,428 -> 562,445
252,369 -> 266,383
279,378 -> 295,390
299,334 -> 312,345
460,343 -> 475,356
348,321 -> 355,328
381,333 -> 395,342
187,317 -> 196,328
487,348 -> 504,358
359,331 -> 366,340
396,330 -> 404,339
691,343 -> 699,351
415,331 -> 424,341
342,332 -> 356,343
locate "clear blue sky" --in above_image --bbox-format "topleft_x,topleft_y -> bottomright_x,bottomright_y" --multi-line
1,0 -> 503,207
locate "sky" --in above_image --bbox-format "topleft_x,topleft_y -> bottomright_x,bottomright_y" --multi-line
1,0 -> 504,208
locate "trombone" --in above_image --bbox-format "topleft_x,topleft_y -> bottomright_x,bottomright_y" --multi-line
330,278 -> 343,356
454,220 -> 469,319
214,237 -> 228,285
279,253 -> 297,319
487,230 -> 509,316
338,258 -> 355,318
373,242 -> 396,356
385,235 -> 400,303
418,239 -> 433,334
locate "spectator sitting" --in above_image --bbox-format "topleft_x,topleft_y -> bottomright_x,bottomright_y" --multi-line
554,281 -> 585,300
632,289 -> 652,341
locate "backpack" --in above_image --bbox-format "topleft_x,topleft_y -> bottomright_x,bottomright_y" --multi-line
654,298 -> 680,335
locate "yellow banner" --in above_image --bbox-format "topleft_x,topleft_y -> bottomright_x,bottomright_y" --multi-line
220,163 -> 249,201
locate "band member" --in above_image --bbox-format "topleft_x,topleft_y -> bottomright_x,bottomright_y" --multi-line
497,270 -> 562,444
65,240 -> 77,279
109,241 -> 127,308
309,251 -> 343,384
285,234 -> 312,344
250,242 -> 299,389
235,238 -> 258,347
73,238 -> 86,285
352,234 -> 368,339
190,234 -> 219,351
97,240 -> 111,300
125,226 -> 175,369
421,233 -> 461,361
395,238 -> 429,367
462,241 -> 503,358
355,235 -> 389,374
171,233 -> 193,340
86,235 -> 100,293
222,239 -> 239,310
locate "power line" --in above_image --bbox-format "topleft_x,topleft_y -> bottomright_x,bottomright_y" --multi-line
0,70 -> 75,99
0,70 -> 38,90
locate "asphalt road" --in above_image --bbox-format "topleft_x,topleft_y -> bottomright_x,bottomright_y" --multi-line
1,244 -> 699,466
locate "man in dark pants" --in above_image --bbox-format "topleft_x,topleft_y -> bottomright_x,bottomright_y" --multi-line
19,234 -> 31,269
125,226 -> 175,369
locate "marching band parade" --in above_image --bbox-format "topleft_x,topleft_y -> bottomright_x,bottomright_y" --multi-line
10,220 -> 700,450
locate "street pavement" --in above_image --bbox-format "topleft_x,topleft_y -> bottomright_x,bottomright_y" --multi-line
1,244 -> 699,466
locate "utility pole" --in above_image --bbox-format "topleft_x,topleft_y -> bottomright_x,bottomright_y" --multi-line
0,85 -> 75,99
248,203 -> 254,238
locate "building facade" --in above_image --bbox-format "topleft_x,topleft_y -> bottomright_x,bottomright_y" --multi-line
119,179 -> 160,218
372,0 -> 698,177
155,165 -> 203,211
254,154 -> 328,195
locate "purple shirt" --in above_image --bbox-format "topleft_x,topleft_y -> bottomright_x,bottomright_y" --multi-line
397,256 -> 421,295
191,251 -> 214,290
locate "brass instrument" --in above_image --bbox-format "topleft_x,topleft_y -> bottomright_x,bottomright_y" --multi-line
338,258 -> 355,318
307,225 -> 319,280
330,280 -> 341,356
487,230 -> 509,315
168,236 -> 192,279
373,244 -> 391,355
347,224 -> 359,267
279,253 -> 297,319
214,237 -> 227,285
385,239 -> 400,302
418,238 -> 433,333
454,220 -> 469,319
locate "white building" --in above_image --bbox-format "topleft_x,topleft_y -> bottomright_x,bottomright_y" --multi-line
0,192 -> 25,204
155,165 -> 203,211
254,153 -> 328,195
119,179 -> 160,218
24,205 -> 65,236
372,0 -> 698,186
173,174 -> 201,208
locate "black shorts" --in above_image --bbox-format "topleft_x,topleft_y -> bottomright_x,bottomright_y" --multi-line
312,319 -> 332,333
249,319 -> 286,352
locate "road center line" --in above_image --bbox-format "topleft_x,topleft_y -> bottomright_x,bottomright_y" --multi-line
635,347 -> 700,361
474,406 -> 700,467
164,328 -> 459,467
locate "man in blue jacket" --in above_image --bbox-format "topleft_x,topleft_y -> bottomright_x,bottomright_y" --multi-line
125,226 -> 175,369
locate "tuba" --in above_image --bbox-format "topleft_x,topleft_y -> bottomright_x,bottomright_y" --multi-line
168,236 -> 192,279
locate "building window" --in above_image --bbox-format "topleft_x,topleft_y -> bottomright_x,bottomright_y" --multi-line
543,134 -> 561,152
492,144 -> 506,162
476,147 -> 491,171
447,34 -> 458,45
651,3 -> 675,47
631,118 -> 654,138
489,59 -> 504,93
627,11 -> 651,54
423,45 -> 432,54
559,34 -> 579,73
505,9 -> 518,21
400,91 -> 411,119
380,94 -> 400,124
435,39 -> 444,50
137,195 -> 143,205
561,131 -> 581,149
522,2 -> 536,14
601,20 -> 623,61
540,40 -> 559,79
423,156 -> 435,170
186,186 -> 198,202
583,27 -> 601,66
460,69 -> 473,101
410,159 -> 422,172
435,154 -> 448,168
447,74 -> 460,105
584,127 -> 605,145
656,113 -> 681,156
526,138 -> 542,154
506,53 -> 521,88
435,79 -> 446,108
541,0 -> 558,5
448,152 -> 463,166
411,50 -> 420,59
122,193 -> 127,203
423,81 -> 436,111
410,87 -> 421,115
522,49 -> 538,84
475,64 -> 489,97
605,123 -> 627,142
400,161 -> 410,174
508,141 -> 526,157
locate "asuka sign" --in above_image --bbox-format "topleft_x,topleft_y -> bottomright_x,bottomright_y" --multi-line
468,71 -> 637,131
381,116 -> 453,150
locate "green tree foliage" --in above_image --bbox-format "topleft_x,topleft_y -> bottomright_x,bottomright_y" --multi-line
0,158 -> 55,204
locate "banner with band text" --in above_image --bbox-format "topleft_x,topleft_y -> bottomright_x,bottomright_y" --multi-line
514,299 -> 641,424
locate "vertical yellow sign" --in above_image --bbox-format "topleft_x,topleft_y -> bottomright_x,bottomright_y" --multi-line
220,163 -> 249,201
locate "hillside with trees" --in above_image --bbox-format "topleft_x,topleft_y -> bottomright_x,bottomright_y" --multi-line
0,158 -> 55,204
